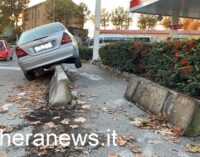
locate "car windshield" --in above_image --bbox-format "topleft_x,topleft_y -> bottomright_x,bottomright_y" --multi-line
18,23 -> 65,45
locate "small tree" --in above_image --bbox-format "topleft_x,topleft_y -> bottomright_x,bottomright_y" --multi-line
160,17 -> 171,30
181,18 -> 200,30
46,0 -> 76,27
111,7 -> 132,30
101,8 -> 110,29
76,2 -> 91,29
138,14 -> 158,30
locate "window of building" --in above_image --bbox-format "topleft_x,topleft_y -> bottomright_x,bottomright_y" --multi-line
38,8 -> 40,18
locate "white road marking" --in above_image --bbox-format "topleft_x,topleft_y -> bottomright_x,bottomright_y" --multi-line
0,66 -> 21,71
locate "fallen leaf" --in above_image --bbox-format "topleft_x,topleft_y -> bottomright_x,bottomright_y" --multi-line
0,108 -> 8,114
53,116 -> 60,120
30,121 -> 41,125
102,108 -> 114,114
74,117 -> 86,123
128,144 -> 142,153
186,144 -> 200,153
116,136 -> 127,146
69,125 -> 79,129
80,93 -> 86,97
81,105 -> 91,110
121,135 -> 135,142
46,122 -> 57,129
108,153 -> 120,157
130,118 -> 149,127
76,100 -> 87,105
60,118 -> 71,125
0,124 -> 13,133
0,152 -> 8,157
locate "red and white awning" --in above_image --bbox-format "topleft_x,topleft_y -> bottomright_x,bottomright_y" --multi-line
130,0 -> 200,19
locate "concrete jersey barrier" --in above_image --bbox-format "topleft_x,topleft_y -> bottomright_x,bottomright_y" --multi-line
49,65 -> 72,109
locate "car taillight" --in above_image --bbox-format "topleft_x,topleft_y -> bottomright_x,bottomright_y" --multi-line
61,33 -> 72,45
16,46 -> 28,58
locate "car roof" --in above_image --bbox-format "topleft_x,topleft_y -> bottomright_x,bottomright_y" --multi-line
23,22 -> 65,34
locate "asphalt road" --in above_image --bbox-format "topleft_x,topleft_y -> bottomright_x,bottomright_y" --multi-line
0,54 -> 25,103
0,55 -> 199,157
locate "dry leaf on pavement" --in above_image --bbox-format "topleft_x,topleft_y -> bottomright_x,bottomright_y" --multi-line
0,152 -> 8,157
81,105 -> 91,110
74,117 -> 86,123
108,153 -> 120,157
69,125 -> 79,129
30,121 -> 41,125
46,122 -> 57,128
60,118 -> 71,125
102,108 -> 114,114
128,144 -> 142,153
53,116 -> 60,120
116,136 -> 127,146
76,100 -> 87,105
186,144 -> 200,153
130,118 -> 149,127
0,108 -> 8,114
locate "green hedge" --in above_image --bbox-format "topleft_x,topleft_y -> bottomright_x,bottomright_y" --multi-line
99,40 -> 200,98
79,45 -> 93,61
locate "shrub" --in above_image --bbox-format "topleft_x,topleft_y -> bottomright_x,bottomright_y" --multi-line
79,45 -> 93,61
99,39 -> 200,98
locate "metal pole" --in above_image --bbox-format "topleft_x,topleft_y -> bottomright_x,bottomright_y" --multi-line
170,11 -> 179,39
93,0 -> 101,61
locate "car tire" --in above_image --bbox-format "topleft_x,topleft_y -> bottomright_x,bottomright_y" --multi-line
75,57 -> 82,68
24,71 -> 35,81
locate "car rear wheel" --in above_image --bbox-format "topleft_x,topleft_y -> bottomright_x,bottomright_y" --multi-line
24,71 -> 35,81
75,57 -> 82,68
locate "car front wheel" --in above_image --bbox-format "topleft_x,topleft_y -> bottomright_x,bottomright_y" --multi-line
24,71 -> 35,81
75,57 -> 82,68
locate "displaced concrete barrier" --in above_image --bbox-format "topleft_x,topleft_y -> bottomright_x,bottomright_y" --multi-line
133,82 -> 169,114
124,77 -> 140,101
97,63 -> 200,136
49,65 -> 72,109
124,75 -> 200,136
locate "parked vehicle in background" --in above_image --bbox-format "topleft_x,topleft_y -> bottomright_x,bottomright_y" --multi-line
0,40 -> 13,61
86,35 -> 152,48
16,22 -> 82,81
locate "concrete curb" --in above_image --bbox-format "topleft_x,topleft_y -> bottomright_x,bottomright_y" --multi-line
97,63 -> 200,137
49,65 -> 73,109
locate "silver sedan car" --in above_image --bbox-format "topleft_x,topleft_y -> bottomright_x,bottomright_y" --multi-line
16,22 -> 82,81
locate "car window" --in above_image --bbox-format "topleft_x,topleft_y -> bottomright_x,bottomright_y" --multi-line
0,41 -> 5,50
18,23 -> 65,45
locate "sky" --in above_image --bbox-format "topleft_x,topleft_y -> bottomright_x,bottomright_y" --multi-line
28,0 -> 140,36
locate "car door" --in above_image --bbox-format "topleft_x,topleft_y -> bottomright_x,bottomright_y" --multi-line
5,42 -> 12,58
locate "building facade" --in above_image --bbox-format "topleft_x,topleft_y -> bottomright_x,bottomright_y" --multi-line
100,30 -> 200,42
23,2 -> 87,41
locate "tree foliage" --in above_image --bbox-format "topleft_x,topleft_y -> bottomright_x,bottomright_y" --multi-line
0,0 -> 29,26
160,17 -> 171,30
138,14 -> 158,30
0,0 -> 29,37
181,18 -> 200,30
75,2 -> 91,29
101,8 -> 110,29
111,7 -> 132,30
46,0 -> 76,26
